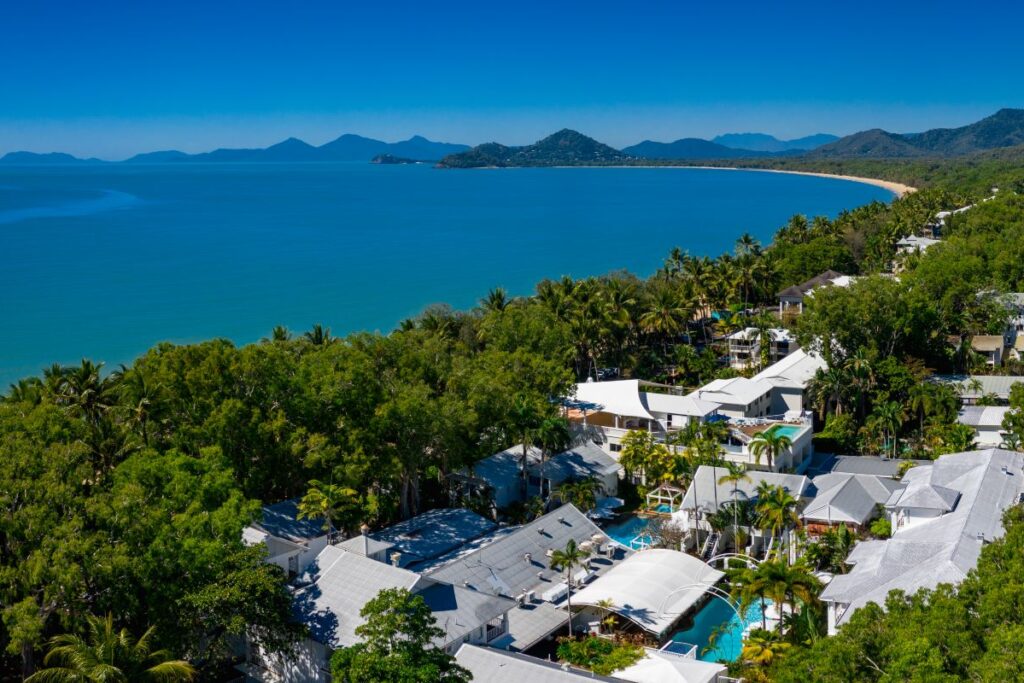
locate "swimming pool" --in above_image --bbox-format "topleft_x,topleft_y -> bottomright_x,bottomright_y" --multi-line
603,515 -> 653,549
766,424 -> 802,440
670,597 -> 770,662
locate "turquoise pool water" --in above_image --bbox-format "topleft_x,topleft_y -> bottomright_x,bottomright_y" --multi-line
766,424 -> 802,439
671,597 -> 770,662
604,515 -> 653,549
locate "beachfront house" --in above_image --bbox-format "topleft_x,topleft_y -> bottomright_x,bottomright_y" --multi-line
820,448 -> 1024,635
956,405 -> 1011,447
242,498 -> 330,578
725,327 -> 799,370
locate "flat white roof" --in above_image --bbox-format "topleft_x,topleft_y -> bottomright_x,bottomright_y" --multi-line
571,549 -> 724,637
726,327 -> 795,342
614,648 -> 726,683
688,376 -> 773,406
752,348 -> 827,389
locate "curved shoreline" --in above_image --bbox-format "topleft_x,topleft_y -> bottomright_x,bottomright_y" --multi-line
695,166 -> 917,198
545,164 -> 916,198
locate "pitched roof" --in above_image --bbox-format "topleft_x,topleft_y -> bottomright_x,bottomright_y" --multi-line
468,444 -> 542,488
252,498 -> 326,542
425,504 -> 612,600
777,270 -> 845,299
335,534 -> 395,557
688,376 -> 773,407
806,453 -> 927,477
614,648 -> 727,683
369,508 -> 497,569
571,549 -> 724,637
640,390 -> 721,418
972,335 -> 1005,352
958,405 -> 1011,428
751,348 -> 827,390
679,466 -> 810,514
802,474 -> 904,525
931,374 -> 1024,399
820,449 -> 1024,627
529,442 -> 622,483
454,645 -> 623,683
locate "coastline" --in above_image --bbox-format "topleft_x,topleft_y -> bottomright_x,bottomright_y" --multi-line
546,164 -> 916,198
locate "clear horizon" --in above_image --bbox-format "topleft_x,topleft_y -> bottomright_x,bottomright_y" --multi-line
4,0 -> 1023,159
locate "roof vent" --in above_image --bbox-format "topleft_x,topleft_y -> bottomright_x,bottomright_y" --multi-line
1001,465 -> 1009,475
558,516 -> 566,524
537,527 -> 545,535
524,553 -> 532,563
977,531 -> 985,542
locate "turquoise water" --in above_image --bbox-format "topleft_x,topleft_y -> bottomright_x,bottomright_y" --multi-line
671,597 -> 770,662
767,424 -> 803,439
0,163 -> 892,385
604,515 -> 653,549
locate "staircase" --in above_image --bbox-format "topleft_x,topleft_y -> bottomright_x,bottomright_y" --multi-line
700,531 -> 721,561
763,536 -> 776,561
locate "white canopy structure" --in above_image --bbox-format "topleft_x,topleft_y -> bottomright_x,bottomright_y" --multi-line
574,380 -> 655,420
571,549 -> 724,638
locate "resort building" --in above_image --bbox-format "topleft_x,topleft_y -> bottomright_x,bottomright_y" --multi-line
455,442 -> 622,510
571,549 -> 724,643
570,379 -> 721,454
800,472 -> 904,534
614,647 -> 730,683
424,504 -> 626,652
725,327 -> 799,370
687,377 -> 775,420
957,405 -> 1011,446
820,448 -> 1024,634
453,644 -> 622,682
776,270 -> 847,316
249,546 -> 515,681
749,348 -> 827,415
718,420 -> 814,472
242,498 -> 330,578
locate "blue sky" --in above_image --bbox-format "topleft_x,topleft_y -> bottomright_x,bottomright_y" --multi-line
3,0 -> 1022,159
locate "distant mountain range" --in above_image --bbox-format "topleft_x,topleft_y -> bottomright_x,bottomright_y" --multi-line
712,132 -> 839,152
0,135 -> 470,165
809,109 -> 1024,158
5,109 -> 1024,165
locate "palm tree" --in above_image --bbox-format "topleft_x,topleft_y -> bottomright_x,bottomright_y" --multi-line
302,323 -> 333,346
718,462 -> 751,543
594,598 -> 618,634
532,417 -> 572,498
755,483 -> 799,561
806,366 -> 849,419
481,287 -> 510,313
553,478 -> 605,512
749,430 -> 792,470
756,561 -> 821,631
26,614 -> 195,682
740,627 -> 791,666
269,325 -> 292,342
549,540 -> 591,638
297,480 -> 362,540
509,395 -> 543,492
872,401 -> 905,458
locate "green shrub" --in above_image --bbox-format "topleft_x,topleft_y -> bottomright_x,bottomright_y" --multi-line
556,636 -> 644,676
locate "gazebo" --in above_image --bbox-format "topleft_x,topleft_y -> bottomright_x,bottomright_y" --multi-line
646,484 -> 685,514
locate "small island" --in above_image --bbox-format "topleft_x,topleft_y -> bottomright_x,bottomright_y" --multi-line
370,154 -> 422,165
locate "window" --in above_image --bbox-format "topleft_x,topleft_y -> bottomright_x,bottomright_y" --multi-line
610,443 -> 622,453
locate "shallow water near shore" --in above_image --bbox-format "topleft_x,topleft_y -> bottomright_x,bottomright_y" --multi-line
0,163 -> 891,385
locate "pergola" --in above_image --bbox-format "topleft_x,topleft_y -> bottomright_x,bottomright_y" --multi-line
646,483 -> 685,513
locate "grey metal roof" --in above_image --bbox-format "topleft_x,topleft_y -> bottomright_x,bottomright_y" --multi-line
370,508 -> 497,569
806,453 -> 926,477
498,600 -> 572,652
254,498 -> 326,542
426,504 -> 616,600
467,444 -> 542,488
821,449 -> 1024,626
776,270 -> 845,299
802,474 -> 904,526
528,441 -> 622,484
682,466 -> 810,513
958,405 -> 1011,428
294,545 -> 514,649
294,545 -> 422,648
894,481 -> 960,512
930,374 -> 1024,399
454,644 -> 624,682
335,534 -> 395,557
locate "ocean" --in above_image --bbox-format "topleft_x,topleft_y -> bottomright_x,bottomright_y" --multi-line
0,163 -> 891,385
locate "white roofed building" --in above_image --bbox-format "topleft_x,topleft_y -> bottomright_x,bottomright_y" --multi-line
725,327 -> 799,370
957,405 -> 1011,446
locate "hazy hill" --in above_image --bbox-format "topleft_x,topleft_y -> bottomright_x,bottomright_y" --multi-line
0,151 -> 102,165
623,138 -> 772,159
810,109 -> 1024,158
438,130 -> 628,167
712,132 -> 838,152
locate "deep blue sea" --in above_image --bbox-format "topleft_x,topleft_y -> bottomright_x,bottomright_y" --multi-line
0,163 -> 891,386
